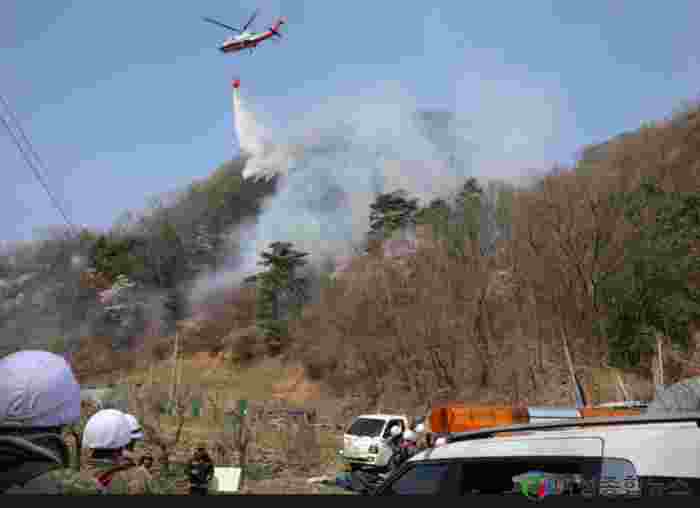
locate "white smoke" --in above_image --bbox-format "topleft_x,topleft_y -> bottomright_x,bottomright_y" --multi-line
70,254 -> 87,270
189,76 -> 576,304
233,87 -> 296,180
232,83 -> 457,263
188,219 -> 259,303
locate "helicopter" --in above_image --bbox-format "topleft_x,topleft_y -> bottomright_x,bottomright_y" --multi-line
203,9 -> 286,55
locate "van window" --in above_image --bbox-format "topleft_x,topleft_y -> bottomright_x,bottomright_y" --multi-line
347,418 -> 385,437
599,458 -> 640,497
382,463 -> 450,495
458,457 -> 641,497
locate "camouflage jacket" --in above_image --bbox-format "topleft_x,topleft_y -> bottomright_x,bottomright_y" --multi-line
54,458 -> 162,495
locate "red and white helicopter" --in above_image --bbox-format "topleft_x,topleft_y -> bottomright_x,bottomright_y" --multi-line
203,9 -> 286,55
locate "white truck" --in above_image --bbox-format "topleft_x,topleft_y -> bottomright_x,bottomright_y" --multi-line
341,414 -> 412,472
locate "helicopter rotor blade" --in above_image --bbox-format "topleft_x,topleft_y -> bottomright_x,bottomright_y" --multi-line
242,9 -> 259,31
202,17 -> 243,33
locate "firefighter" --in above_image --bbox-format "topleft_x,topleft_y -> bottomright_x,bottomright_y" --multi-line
63,409 -> 160,494
399,430 -> 419,462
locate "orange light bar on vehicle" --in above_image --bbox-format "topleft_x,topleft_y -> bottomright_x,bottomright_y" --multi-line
428,403 -> 644,436
430,405 -> 530,434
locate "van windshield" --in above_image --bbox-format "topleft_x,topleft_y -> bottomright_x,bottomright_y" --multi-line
347,418 -> 386,437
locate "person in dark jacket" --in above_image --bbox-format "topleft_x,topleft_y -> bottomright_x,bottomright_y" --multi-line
187,444 -> 214,495
1,350 -> 81,494
397,430 -> 419,464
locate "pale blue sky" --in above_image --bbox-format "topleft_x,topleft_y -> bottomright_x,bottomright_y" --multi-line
2,1 -> 699,242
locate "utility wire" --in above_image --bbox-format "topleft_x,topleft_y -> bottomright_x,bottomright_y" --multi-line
1,93 -> 55,193
0,93 -> 78,234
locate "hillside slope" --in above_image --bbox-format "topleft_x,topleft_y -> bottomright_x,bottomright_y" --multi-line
0,157 -> 276,357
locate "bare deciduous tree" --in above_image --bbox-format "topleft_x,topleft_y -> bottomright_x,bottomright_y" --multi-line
132,382 -> 195,472
64,399 -> 100,470
213,403 -> 259,491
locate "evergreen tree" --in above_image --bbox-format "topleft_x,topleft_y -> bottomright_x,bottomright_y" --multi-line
598,178 -> 700,367
185,222 -> 220,274
368,189 -> 419,240
254,242 -> 310,355
88,234 -> 142,283
415,197 -> 452,240
415,177 -> 514,258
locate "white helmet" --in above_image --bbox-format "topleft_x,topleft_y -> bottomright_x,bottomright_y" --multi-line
0,350 -> 80,428
402,430 -> 417,442
434,437 -> 447,447
83,409 -> 131,450
123,413 -> 144,440
389,425 -> 402,437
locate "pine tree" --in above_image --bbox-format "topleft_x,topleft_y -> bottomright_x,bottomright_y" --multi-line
186,223 -> 219,273
254,242 -> 309,355
599,178 -> 700,367
368,190 -> 419,240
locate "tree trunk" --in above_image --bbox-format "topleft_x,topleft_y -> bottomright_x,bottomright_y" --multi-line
236,409 -> 250,492
559,321 -> 578,406
615,370 -> 630,402
238,444 -> 247,491
656,334 -> 664,388
169,332 -> 180,411
530,290 -> 545,371
473,294 -> 493,387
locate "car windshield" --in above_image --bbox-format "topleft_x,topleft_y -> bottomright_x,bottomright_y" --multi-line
347,418 -> 386,437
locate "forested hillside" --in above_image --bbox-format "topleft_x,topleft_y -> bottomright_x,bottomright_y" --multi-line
0,157 -> 276,359
1,105 -> 699,416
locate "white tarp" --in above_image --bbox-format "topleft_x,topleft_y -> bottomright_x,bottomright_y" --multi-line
212,467 -> 241,493
646,377 -> 700,414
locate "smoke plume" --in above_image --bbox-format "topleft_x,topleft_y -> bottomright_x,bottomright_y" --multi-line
189,76 -> 575,304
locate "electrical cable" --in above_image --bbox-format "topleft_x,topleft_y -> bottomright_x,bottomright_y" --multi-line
0,94 -> 77,234
0,94 -> 56,193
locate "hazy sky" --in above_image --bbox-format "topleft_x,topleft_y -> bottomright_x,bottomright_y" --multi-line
2,0 -> 699,242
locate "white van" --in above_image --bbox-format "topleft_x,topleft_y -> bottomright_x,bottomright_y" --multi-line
342,414 -> 410,471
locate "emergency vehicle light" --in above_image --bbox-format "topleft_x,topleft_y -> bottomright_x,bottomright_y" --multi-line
430,405 -> 530,434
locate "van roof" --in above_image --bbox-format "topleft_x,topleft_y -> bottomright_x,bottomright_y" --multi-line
356,414 -> 406,421
410,413 -> 700,478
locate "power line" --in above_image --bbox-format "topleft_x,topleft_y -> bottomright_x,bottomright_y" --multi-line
0,112 -> 76,233
0,94 -> 55,192
0,93 -> 78,234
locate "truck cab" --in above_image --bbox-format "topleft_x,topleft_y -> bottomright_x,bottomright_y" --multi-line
343,414 -> 409,471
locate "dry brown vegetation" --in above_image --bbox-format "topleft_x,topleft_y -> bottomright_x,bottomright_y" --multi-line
289,105 -> 700,413
72,335 -> 136,382
78,105 -> 700,422
131,381 -> 197,470
63,399 -> 100,470
62,103 -> 700,495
